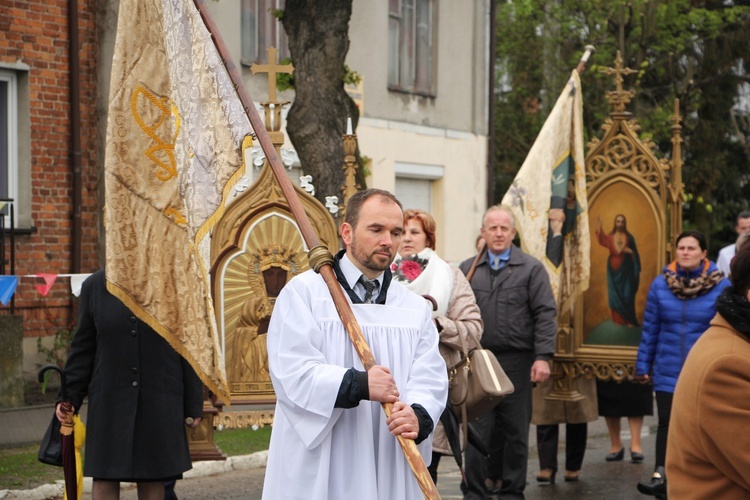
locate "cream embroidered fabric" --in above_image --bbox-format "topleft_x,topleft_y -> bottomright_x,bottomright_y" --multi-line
104,0 -> 253,400
501,70 -> 591,310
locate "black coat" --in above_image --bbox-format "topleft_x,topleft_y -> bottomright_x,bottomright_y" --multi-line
458,245 -> 557,357
63,270 -> 204,481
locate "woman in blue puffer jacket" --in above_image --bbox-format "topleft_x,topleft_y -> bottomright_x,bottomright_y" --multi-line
633,230 -> 730,498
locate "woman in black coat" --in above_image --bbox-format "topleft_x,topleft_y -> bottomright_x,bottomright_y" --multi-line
56,270 -> 204,499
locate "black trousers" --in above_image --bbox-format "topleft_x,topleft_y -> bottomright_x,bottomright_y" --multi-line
463,352 -> 533,500
655,391 -> 673,468
536,423 -> 587,472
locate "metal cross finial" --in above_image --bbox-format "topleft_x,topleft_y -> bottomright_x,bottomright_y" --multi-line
251,47 -> 294,103
601,51 -> 637,94
600,51 -> 638,112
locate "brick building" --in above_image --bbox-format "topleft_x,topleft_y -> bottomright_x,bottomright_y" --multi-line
0,0 -> 101,376
2,0 -> 492,384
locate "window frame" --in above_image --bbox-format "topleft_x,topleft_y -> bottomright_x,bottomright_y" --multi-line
388,0 -> 436,97
0,70 -> 18,228
240,0 -> 290,67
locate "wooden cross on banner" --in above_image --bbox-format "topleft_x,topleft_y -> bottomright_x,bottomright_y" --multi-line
251,47 -> 294,103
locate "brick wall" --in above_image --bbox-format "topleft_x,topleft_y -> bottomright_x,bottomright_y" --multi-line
0,0 -> 101,340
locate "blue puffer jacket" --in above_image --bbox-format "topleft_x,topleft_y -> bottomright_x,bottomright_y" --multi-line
635,260 -> 730,393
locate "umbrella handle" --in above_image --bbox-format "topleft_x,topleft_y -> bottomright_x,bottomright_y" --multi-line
38,364 -> 67,401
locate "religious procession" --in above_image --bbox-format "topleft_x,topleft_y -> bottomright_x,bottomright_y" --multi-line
1,1 -> 750,500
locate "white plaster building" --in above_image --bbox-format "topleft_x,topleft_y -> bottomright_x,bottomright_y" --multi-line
204,0 -> 491,263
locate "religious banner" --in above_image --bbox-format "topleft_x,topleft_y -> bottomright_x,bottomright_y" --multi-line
103,0 -> 254,401
502,70 -> 590,310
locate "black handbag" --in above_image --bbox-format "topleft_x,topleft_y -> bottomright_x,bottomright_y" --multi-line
37,364 -> 66,467
38,412 -> 63,466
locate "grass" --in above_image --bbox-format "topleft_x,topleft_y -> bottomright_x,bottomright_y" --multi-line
214,425 -> 272,456
0,443 -> 64,490
0,426 -> 271,491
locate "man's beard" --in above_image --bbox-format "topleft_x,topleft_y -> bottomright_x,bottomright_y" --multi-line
350,239 -> 393,273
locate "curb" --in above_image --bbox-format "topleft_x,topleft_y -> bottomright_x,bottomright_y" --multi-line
0,451 -> 268,499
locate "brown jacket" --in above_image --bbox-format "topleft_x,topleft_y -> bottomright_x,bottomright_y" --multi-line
667,314 -> 750,499
432,267 -> 483,455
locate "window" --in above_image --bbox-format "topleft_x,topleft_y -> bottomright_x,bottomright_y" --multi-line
0,71 -> 17,226
395,177 -> 432,213
388,0 -> 435,95
241,0 -> 290,66
0,65 -> 30,229
394,162 -> 444,213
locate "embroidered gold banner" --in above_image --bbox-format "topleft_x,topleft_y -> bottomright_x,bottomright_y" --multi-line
501,70 -> 590,310
104,0 -> 254,401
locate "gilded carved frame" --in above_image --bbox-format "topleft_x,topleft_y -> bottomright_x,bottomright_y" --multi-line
558,55 -> 684,384
210,162 -> 339,413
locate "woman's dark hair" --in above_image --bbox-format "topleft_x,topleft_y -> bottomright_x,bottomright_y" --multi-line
731,240 -> 750,296
675,230 -> 707,252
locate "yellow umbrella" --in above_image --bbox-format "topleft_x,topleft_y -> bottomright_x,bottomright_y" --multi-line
64,414 -> 85,500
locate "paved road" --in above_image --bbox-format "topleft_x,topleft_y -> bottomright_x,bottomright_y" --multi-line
117,414 -> 659,500
0,405 -> 658,499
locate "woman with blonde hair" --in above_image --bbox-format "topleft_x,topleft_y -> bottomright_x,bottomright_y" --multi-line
391,209 -> 483,483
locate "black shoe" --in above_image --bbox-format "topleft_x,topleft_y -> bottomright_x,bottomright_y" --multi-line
606,448 -> 625,461
637,466 -> 666,496
652,477 -> 667,499
630,449 -> 645,463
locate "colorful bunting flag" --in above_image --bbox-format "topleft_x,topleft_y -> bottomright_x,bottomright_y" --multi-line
35,274 -> 58,297
0,276 -> 18,306
69,274 -> 91,298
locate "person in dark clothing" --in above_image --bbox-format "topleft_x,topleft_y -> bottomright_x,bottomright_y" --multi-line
459,205 -> 557,500
55,270 -> 204,500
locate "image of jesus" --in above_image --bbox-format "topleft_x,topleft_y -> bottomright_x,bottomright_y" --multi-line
595,214 -> 640,326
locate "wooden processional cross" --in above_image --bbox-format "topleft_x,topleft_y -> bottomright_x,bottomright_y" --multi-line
251,47 -> 294,104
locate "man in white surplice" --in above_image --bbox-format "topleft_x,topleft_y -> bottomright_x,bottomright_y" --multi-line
263,189 -> 448,499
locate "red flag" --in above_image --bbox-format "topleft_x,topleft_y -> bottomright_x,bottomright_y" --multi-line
35,274 -> 58,296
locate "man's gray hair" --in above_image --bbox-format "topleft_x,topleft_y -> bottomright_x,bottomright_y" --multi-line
482,204 -> 516,229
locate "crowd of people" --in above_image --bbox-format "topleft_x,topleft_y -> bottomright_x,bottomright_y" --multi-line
54,191 -> 750,499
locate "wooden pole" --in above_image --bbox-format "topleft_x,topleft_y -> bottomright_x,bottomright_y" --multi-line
191,1 -> 439,497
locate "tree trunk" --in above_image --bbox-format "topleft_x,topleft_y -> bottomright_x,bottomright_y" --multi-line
282,0 -> 363,207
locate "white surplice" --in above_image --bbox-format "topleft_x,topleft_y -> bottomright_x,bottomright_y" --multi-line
263,268 -> 448,500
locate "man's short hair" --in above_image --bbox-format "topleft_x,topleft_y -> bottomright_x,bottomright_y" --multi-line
737,211 -> 750,224
482,205 -> 516,229
344,189 -> 402,228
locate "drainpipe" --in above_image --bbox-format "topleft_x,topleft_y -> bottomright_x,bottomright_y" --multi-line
69,0 -> 82,273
